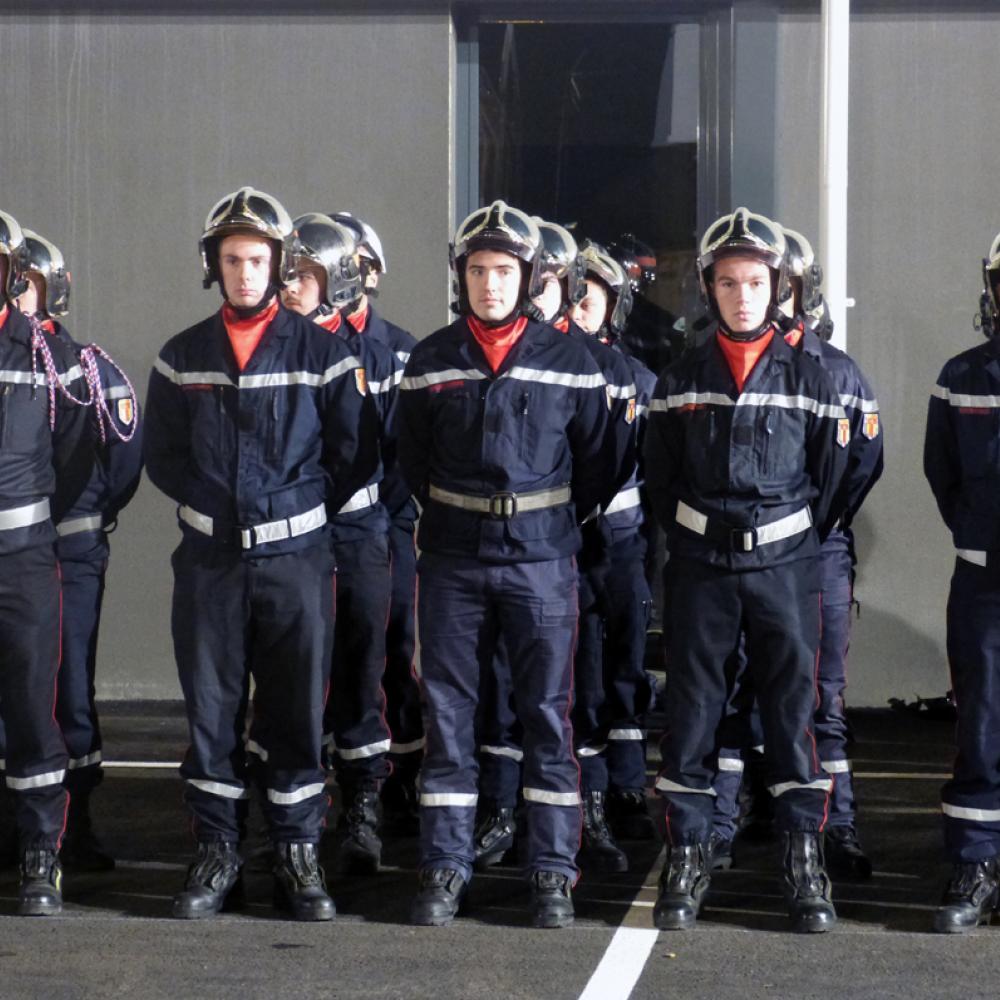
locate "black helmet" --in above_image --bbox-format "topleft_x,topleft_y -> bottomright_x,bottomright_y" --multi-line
199,186 -> 295,290
607,233 -> 657,295
579,240 -> 634,337
782,227 -> 825,320
449,200 -> 543,317
697,207 -> 788,307
0,209 -> 29,299
20,230 -> 71,317
532,218 -> 586,307
289,214 -> 364,311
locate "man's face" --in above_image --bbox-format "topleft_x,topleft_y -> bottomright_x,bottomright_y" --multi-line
465,249 -> 522,322
15,272 -> 45,317
531,273 -> 563,323
219,233 -> 274,309
711,256 -> 772,333
569,278 -> 609,335
281,262 -> 326,316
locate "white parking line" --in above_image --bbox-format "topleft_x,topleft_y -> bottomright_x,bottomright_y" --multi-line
577,848 -> 664,1000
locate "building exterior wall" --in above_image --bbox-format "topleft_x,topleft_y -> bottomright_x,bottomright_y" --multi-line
0,11 -> 454,697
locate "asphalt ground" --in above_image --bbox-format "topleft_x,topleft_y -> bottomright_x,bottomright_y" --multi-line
0,705 -> 994,1000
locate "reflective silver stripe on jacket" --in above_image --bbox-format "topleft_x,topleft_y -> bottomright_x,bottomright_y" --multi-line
957,549 -> 988,567
429,484 -> 571,515
56,514 -> 103,537
369,369 -> 404,395
675,500 -> 812,547
401,368 -> 487,391
653,391 -> 845,420
932,385 -> 1000,408
0,499 -> 50,531
337,484 -> 379,514
840,392 -> 879,413
154,355 -> 362,390
178,502 -> 327,549
504,366 -> 605,390
604,486 -> 641,516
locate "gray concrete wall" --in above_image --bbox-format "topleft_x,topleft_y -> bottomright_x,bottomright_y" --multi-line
0,12 -> 455,697
773,6 -> 1000,707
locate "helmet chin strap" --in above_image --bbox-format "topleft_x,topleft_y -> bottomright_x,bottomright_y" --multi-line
224,283 -> 279,319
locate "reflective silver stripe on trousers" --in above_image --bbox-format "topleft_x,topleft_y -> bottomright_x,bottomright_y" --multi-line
942,802 -> 1000,822
576,745 -> 607,758
57,514 -> 102,538
421,792 -> 478,807
608,728 -> 644,741
655,776 -> 716,796
245,739 -> 268,761
68,751 -> 102,769
479,744 -> 524,762
768,778 -> 833,797
267,782 -> 326,806
957,549 -> 988,567
428,484 -> 571,514
333,739 -> 391,761
6,768 -> 66,790
523,787 -> 581,806
675,500 -> 812,546
821,759 -> 851,774
604,487 -> 641,516
717,757 -> 744,773
0,498 -> 50,531
337,483 -> 379,515
187,779 -> 250,800
178,503 -> 327,549
390,738 -> 425,755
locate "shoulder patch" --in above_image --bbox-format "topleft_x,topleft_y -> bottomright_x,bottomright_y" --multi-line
605,385 -> 614,412
117,398 -> 135,425
625,398 -> 636,424
355,368 -> 368,396
837,417 -> 851,448
862,412 -> 879,440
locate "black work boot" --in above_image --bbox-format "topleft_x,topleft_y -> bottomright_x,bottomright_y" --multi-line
782,831 -> 837,933
607,789 -> 656,841
380,770 -> 420,837
473,801 -> 516,869
0,789 -> 19,870
410,867 -> 467,926
932,859 -> 1000,933
273,842 -> 335,921
336,785 -> 382,875
579,791 -> 628,873
172,841 -> 243,919
708,830 -> 734,871
653,843 -> 710,930
824,825 -> 873,880
18,847 -> 63,916
61,793 -> 115,872
530,870 -> 574,928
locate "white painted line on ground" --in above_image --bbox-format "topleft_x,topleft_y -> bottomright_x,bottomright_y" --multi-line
577,847 -> 664,1000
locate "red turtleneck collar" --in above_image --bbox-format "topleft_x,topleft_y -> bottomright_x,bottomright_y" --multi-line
553,315 -> 570,333
222,296 -> 280,371
346,302 -> 369,334
467,314 -> 528,373
716,327 -> 775,393
313,310 -> 343,334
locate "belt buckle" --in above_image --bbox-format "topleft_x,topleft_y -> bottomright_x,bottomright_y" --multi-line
730,526 -> 757,553
489,492 -> 517,519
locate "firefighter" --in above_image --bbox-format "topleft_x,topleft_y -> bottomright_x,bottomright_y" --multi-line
0,209 -> 90,915
398,201 -> 617,928
11,230 -> 142,872
924,227 -> 1000,932
708,228 -> 884,878
330,212 -> 422,833
472,221 -> 638,875
144,187 -> 379,922
570,242 -> 658,850
279,212 -> 399,875
645,207 -> 848,933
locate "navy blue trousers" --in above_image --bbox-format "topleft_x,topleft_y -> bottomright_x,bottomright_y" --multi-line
417,553 -> 581,883
172,538 -> 335,844
658,556 -> 828,845
324,533 -> 392,787
0,545 -> 69,848
943,556 -> 1000,861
